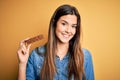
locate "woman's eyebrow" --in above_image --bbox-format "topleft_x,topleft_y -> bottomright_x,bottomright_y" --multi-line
61,20 -> 77,25
61,20 -> 68,24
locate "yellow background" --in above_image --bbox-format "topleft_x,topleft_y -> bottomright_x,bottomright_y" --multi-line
0,0 -> 120,80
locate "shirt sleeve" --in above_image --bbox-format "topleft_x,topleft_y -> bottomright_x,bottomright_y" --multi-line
26,50 -> 36,80
83,48 -> 95,80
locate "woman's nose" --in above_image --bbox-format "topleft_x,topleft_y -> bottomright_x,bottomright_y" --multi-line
65,26 -> 71,33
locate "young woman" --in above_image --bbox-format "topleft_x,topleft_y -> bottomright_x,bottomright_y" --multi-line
17,4 -> 94,80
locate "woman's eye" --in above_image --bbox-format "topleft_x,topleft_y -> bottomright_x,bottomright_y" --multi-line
61,23 -> 66,26
72,25 -> 77,28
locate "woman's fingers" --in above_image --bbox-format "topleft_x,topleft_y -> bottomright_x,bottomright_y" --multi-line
20,43 -> 26,54
17,38 -> 32,64
19,38 -> 31,55
26,44 -> 31,53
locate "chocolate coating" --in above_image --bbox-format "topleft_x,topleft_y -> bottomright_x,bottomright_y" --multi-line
25,34 -> 44,44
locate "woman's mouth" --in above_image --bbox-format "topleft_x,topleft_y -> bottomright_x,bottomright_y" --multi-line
62,33 -> 70,39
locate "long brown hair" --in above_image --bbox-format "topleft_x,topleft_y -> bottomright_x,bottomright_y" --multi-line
40,4 -> 86,80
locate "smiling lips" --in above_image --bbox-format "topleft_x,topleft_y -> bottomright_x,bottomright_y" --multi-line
61,33 -> 72,39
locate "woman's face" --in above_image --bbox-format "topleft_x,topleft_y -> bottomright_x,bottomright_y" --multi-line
55,14 -> 77,44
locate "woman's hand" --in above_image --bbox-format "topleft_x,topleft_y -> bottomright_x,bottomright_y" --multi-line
17,38 -> 31,65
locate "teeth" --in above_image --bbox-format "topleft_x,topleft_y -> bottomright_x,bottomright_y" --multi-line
61,32 -> 71,39
63,34 -> 69,38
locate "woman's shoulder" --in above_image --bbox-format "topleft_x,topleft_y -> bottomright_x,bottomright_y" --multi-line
30,45 -> 46,58
82,48 -> 92,62
35,45 -> 46,55
82,48 -> 92,57
82,48 -> 94,80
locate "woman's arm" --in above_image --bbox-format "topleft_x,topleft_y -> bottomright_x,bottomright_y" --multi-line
18,64 -> 27,80
17,39 -> 31,80
83,48 -> 95,80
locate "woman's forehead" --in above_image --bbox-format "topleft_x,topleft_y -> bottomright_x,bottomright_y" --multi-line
58,15 -> 77,24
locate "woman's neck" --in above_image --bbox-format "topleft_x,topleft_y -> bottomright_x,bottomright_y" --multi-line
56,42 -> 69,60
